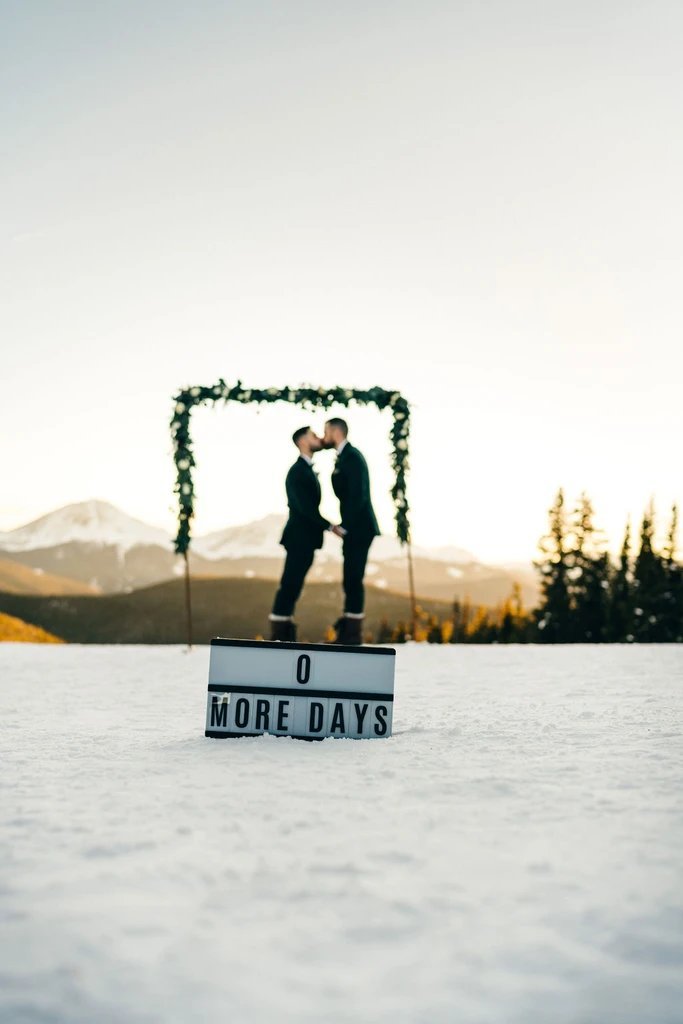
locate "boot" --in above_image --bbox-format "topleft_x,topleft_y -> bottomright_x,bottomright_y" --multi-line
270,618 -> 297,642
335,615 -> 363,646
332,616 -> 347,644
343,616 -> 363,646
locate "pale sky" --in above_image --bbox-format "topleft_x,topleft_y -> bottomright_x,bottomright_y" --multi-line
2,1 -> 682,562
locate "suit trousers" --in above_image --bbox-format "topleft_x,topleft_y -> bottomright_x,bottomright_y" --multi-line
272,546 -> 316,617
342,535 -> 374,615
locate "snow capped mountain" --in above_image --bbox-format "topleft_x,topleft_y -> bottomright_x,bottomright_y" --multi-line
367,534 -> 474,565
0,500 -> 171,553
428,544 -> 477,565
0,501 -> 536,605
193,514 -> 286,561
193,516 -> 475,565
0,501 -> 475,564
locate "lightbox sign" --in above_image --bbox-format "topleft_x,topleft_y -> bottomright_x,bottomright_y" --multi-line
205,638 -> 396,740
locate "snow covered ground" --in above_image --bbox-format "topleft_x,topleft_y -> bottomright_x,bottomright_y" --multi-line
1,644 -> 682,1024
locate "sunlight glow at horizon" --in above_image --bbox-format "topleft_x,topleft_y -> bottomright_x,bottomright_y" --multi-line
2,2 -> 682,563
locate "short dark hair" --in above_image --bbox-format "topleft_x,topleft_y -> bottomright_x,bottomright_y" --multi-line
292,426 -> 310,447
326,417 -> 348,437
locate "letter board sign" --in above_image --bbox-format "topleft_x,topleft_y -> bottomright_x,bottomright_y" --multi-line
206,638 -> 395,740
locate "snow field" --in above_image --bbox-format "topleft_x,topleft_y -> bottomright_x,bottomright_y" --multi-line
1,644 -> 682,1023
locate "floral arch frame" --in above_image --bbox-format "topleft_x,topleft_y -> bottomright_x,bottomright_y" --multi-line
170,380 -> 412,644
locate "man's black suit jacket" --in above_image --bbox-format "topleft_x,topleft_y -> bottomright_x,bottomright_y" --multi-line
332,443 -> 380,542
280,457 -> 330,551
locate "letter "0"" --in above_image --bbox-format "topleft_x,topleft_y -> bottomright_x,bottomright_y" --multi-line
296,654 -> 311,685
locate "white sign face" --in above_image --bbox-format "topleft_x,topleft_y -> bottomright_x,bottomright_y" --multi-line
205,639 -> 395,740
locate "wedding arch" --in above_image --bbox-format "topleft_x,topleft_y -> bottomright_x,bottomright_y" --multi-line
170,379 -> 414,646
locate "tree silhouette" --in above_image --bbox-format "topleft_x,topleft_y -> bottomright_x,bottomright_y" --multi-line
632,502 -> 667,641
661,505 -> 682,642
535,489 -> 572,642
567,493 -> 610,642
609,521 -> 634,642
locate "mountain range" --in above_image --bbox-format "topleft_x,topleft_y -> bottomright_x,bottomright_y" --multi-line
0,500 -> 538,606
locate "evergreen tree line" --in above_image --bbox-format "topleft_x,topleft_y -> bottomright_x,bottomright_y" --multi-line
534,490 -> 681,643
371,491 -> 682,644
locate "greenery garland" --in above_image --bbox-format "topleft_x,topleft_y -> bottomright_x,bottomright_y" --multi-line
170,381 -> 411,556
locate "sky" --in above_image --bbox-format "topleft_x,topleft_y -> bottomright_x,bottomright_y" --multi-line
2,0 -> 682,563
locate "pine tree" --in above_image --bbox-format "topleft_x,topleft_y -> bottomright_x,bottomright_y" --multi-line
662,504 -> 678,564
461,596 -> 473,640
375,618 -> 393,644
661,505 -> 683,642
535,489 -> 572,642
427,615 -> 443,643
632,502 -> 667,641
393,621 -> 408,644
468,605 -> 494,642
609,521 -> 634,641
499,603 -> 515,643
567,493 -> 610,642
450,597 -> 473,643
449,600 -> 461,643
498,582 -> 531,642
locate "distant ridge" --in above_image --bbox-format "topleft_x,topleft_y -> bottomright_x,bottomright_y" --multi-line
0,557 -> 100,596
0,577 -> 449,645
0,611 -> 63,643
0,500 -> 538,606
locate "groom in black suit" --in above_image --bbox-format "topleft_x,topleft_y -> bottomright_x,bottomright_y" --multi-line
323,418 -> 380,645
270,426 -> 343,641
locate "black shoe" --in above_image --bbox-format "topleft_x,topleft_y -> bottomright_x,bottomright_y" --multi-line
332,616 -> 347,644
270,619 -> 297,642
342,617 -> 363,646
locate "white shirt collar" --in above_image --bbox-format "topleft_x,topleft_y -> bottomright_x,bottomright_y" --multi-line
300,454 -> 313,466
336,439 -> 348,455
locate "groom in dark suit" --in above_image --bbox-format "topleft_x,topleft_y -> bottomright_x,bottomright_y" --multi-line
323,418 -> 380,645
270,426 -> 343,641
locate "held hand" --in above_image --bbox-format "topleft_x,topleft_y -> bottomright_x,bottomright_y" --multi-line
331,524 -> 346,538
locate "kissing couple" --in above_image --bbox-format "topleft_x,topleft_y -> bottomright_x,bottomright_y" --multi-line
269,417 -> 379,646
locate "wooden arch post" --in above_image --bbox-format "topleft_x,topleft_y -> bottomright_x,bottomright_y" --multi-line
407,537 -> 417,640
183,550 -> 193,651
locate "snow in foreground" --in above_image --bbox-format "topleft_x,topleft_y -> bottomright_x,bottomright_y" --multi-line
1,643 -> 682,1024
